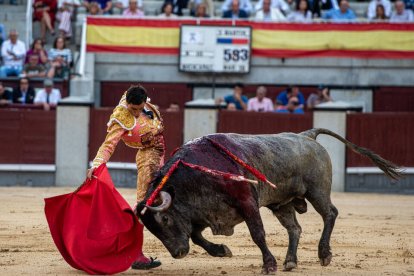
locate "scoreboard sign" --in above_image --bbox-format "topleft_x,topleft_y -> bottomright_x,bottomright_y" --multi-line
179,25 -> 252,73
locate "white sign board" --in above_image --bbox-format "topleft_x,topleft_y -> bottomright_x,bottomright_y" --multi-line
179,25 -> 252,73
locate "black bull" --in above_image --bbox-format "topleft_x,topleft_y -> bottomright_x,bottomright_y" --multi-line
136,128 -> 401,274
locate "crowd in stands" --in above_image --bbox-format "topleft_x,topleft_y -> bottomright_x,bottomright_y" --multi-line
70,0 -> 414,22
217,83 -> 333,113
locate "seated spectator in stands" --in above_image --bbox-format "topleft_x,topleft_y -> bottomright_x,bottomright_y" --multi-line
83,0 -> 112,14
33,0 -> 58,43
322,0 -> 356,21
312,0 -> 339,18
194,3 -> 210,17
307,85 -> 333,110
0,30 -> 26,78
22,55 -> 47,78
216,83 -> 248,111
47,36 -> 72,79
158,2 -> 178,17
254,0 -> 289,15
12,78 -> 36,104
115,0 -> 142,12
403,0 -> 414,12
223,0 -> 249,19
222,0 -> 253,16
25,38 -> 49,66
367,0 -> 391,19
166,102 -> 180,112
287,0 -> 312,22
0,82 -> 12,106
160,0 -> 189,16
390,0 -> 414,22
0,24 -> 6,47
275,96 -> 304,114
56,0 -> 80,39
247,86 -> 274,112
255,0 -> 286,21
189,0 -> 214,17
87,2 -> 102,14
372,4 -> 389,20
275,86 -> 305,113
123,0 -> 145,17
34,78 -> 62,111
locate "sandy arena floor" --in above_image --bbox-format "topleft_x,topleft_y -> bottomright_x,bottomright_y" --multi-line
0,187 -> 413,275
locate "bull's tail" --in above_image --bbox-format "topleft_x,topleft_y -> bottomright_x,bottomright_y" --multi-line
300,128 -> 403,180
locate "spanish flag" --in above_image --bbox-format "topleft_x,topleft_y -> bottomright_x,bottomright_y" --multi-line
86,17 -> 414,59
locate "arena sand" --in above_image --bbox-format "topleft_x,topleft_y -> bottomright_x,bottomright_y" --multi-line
0,187 -> 413,275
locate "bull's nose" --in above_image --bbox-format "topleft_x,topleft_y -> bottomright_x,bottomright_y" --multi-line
173,248 -> 188,259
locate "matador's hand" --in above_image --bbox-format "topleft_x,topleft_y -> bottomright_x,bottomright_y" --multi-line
87,167 -> 96,179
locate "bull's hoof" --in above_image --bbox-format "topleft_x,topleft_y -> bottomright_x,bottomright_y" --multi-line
319,254 -> 332,266
283,261 -> 297,271
220,244 -> 233,258
261,265 -> 277,275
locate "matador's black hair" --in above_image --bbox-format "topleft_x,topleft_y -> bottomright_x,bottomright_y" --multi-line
126,84 -> 148,105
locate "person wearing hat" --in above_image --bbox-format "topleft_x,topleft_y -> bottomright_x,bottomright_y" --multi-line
34,78 -> 62,110
306,85 -> 333,110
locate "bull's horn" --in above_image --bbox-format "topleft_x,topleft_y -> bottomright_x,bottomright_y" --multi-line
145,191 -> 172,212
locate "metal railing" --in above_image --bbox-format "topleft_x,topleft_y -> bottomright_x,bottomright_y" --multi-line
25,0 -> 32,48
78,17 -> 87,76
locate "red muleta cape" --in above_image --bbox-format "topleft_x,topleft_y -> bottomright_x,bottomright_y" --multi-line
44,164 -> 141,275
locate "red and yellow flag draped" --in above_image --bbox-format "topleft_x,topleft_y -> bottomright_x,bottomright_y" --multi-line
86,17 -> 414,59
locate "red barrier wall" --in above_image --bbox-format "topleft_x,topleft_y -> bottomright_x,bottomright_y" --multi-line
346,113 -> 414,167
373,87 -> 414,112
100,82 -> 193,109
218,110 -> 313,134
0,108 -> 56,164
89,108 -> 184,163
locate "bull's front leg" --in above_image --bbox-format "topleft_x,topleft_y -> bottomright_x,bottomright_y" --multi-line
191,229 -> 232,257
239,202 -> 277,274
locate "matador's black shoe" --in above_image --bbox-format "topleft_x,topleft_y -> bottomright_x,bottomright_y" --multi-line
131,257 -> 161,270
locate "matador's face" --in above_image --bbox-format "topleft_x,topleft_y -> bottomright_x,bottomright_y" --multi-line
127,102 -> 145,117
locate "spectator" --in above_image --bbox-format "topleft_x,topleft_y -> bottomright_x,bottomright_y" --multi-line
12,78 -> 36,104
222,0 -> 252,16
123,0 -> 145,17
275,86 -> 305,112
194,3 -> 210,17
255,0 -> 289,15
158,2 -> 178,17
216,83 -> 248,111
247,86 -> 274,112
88,2 -> 102,14
403,0 -> 414,11
189,0 -> 214,17
161,0 -> 189,16
373,4 -> 389,20
34,78 -> 62,111
390,0 -> 414,22
307,85 -> 333,110
255,0 -> 286,21
311,0 -> 339,18
83,0 -> 112,14
22,55 -> 47,78
0,24 -> 6,46
115,0 -> 142,12
25,38 -> 49,65
223,0 -> 249,19
56,0 -> 80,39
322,0 -> 356,22
33,0 -> 58,43
48,36 -> 72,79
367,0 -> 391,19
166,102 -> 180,112
287,0 -> 312,22
0,82 -> 12,105
276,96 -> 304,114
0,30 -> 26,78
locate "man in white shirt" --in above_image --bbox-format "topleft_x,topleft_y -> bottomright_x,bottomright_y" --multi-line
255,0 -> 290,14
247,86 -> 274,112
34,79 -> 62,111
255,0 -> 286,21
0,29 -> 26,78
390,0 -> 414,21
367,0 -> 391,19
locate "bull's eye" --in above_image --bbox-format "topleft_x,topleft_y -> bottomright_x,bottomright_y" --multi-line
162,215 -> 169,225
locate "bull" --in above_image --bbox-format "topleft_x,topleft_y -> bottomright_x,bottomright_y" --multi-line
136,128 -> 401,274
